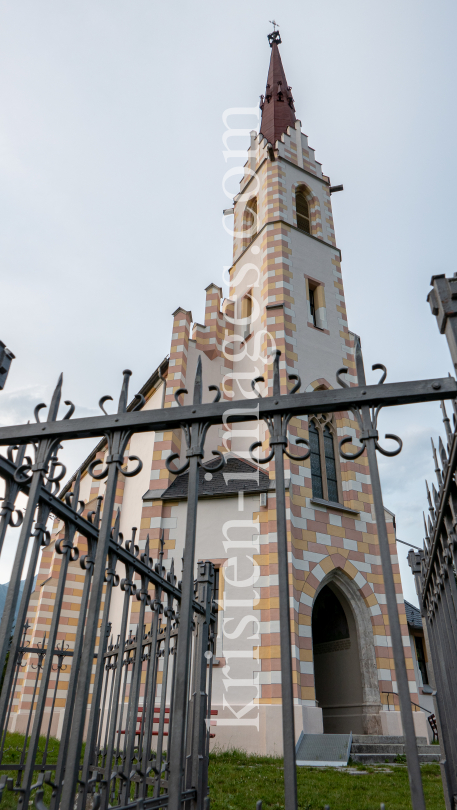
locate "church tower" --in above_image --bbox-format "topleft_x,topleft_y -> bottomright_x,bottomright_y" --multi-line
9,30 -> 428,754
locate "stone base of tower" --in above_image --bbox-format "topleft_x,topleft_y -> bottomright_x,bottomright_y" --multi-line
209,704 -> 323,756
320,703 -> 383,736
209,706 -> 430,755
379,709 -> 430,740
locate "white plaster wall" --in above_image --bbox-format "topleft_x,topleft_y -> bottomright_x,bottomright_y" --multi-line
171,494 -> 263,717
101,383 -> 163,641
289,232 -> 350,390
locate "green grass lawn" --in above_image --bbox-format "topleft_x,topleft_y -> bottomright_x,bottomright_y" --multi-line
208,750 -> 446,810
0,732 -> 60,808
0,737 -> 446,809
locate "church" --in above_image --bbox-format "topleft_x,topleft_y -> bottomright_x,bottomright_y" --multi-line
11,30 -> 429,754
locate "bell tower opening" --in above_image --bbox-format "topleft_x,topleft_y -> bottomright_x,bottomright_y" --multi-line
312,583 -> 365,734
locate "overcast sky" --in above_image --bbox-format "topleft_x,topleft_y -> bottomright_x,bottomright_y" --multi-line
1,0 -> 456,602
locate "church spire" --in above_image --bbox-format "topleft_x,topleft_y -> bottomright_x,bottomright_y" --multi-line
259,26 -> 296,147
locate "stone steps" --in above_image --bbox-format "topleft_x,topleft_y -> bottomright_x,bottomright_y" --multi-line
350,735 -> 440,764
352,735 -> 429,745
352,753 -> 441,764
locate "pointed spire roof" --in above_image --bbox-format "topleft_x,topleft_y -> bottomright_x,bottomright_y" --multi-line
260,29 -> 296,147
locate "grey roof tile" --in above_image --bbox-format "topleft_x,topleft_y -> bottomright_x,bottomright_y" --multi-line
404,599 -> 423,630
159,456 -> 270,500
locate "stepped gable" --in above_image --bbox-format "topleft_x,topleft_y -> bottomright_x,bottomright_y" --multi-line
259,31 -> 296,147
404,599 -> 423,629
161,456 -> 269,500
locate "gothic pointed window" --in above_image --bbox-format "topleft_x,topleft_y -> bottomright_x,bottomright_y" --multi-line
309,415 -> 341,504
296,191 -> 310,234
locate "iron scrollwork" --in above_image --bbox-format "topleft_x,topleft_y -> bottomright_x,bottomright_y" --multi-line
165,357 -> 226,476
0,444 -> 28,556
336,361 -> 403,460
88,370 -> 144,480
11,374 -> 73,492
249,350 -> 310,465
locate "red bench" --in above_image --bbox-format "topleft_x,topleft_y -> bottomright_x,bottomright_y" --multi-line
119,707 -> 218,738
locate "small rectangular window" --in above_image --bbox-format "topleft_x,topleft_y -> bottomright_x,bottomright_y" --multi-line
241,292 -> 253,339
414,635 -> 429,685
213,567 -> 220,637
309,288 -> 317,327
306,279 -> 327,330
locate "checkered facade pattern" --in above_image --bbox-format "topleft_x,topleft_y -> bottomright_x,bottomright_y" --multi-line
10,115 -> 420,744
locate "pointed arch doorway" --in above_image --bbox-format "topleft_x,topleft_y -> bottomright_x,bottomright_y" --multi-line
312,575 -> 382,735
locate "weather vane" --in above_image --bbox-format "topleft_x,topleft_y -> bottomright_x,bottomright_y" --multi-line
267,20 -> 282,47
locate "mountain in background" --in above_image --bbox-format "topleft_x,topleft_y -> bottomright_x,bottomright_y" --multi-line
0,577 -> 37,627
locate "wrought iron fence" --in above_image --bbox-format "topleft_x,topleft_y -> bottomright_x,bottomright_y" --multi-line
402,273 -> 457,808
0,340 -> 456,810
0,371 -> 217,810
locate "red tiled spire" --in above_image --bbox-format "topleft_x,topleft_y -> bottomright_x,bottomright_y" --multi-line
260,31 -> 296,147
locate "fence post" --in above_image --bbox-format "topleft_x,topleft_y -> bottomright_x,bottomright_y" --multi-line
59,369 -> 142,809
428,275 -> 457,371
249,351 -> 306,810
408,549 -> 455,810
50,498 -> 101,810
167,450 -> 202,809
187,561 -> 214,810
167,358 -> 225,810
339,338 -> 426,810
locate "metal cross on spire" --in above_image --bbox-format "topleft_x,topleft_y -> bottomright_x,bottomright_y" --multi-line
267,20 -> 282,46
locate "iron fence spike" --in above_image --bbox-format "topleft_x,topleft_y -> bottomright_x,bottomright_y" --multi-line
440,400 -> 452,444
425,480 -> 433,509
73,469 -> 81,506
47,373 -> 63,422
193,355 -> 203,405
431,437 -> 442,485
118,369 -> 132,414
439,435 -> 448,465
273,349 -> 281,396
423,512 -> 429,541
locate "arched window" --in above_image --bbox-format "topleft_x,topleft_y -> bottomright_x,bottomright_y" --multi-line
309,421 -> 323,499
244,197 -> 257,239
309,416 -> 341,503
296,190 -> 310,234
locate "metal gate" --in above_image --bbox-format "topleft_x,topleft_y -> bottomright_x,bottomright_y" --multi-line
0,318 -> 456,809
